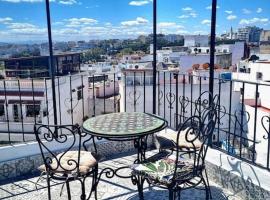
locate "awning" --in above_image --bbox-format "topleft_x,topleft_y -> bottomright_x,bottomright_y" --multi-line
0,91 -> 44,97
8,100 -> 41,105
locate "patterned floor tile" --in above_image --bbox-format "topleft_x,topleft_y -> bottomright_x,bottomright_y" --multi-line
0,151 -> 241,200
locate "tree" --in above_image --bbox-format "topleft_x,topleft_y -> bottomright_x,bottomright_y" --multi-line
120,48 -> 133,55
249,55 -> 259,62
202,63 -> 209,70
81,48 -> 106,62
192,64 -> 200,70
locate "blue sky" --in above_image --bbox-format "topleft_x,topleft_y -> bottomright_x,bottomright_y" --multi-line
0,0 -> 270,42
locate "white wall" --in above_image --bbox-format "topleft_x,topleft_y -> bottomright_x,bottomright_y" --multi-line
245,105 -> 270,167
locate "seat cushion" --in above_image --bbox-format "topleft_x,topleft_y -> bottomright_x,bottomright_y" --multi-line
131,154 -> 198,185
38,151 -> 97,175
155,128 -> 202,150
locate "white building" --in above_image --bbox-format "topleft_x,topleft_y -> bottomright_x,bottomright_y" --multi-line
0,72 -> 121,142
152,42 -> 243,71
233,60 -> 270,166
184,35 -> 209,47
170,52 -> 232,72
0,74 -> 89,137
188,42 -> 245,66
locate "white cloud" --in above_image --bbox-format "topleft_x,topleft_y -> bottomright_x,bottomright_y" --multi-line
5,22 -> 47,36
85,5 -> 99,9
1,0 -> 42,2
242,8 -> 251,14
59,0 -> 77,5
158,22 -> 176,28
2,21 -> 152,41
257,8 -> 263,13
0,17 -> 13,23
189,12 -> 197,18
225,10 -> 233,14
194,30 -> 208,35
227,15 -> 237,20
182,7 -> 193,11
239,18 -> 269,25
180,7 -> 197,18
0,0 -> 79,4
206,5 -> 220,10
157,22 -> 186,34
10,27 -> 47,35
7,22 -> 36,29
178,15 -> 189,19
104,22 -> 112,26
52,21 -> 64,26
121,17 -> 148,26
65,18 -> 98,27
129,0 -> 150,6
201,19 -> 211,25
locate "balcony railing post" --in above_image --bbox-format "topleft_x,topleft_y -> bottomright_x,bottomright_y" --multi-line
209,0 -> 217,147
209,0 -> 217,104
45,0 -> 58,127
152,0 -> 157,114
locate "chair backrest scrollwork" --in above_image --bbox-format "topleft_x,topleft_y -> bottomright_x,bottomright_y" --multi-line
34,124 -> 82,175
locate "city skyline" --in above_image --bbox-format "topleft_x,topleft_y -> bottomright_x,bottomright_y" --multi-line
0,0 -> 270,42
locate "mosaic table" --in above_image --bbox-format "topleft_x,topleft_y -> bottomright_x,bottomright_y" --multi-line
82,112 -> 166,139
82,112 -> 167,199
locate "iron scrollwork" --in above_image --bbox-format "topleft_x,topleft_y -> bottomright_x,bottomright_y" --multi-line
166,92 -> 176,109
262,116 -> 270,140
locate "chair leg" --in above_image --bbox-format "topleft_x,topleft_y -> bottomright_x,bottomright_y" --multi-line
46,175 -> 51,200
136,176 -> 144,200
87,166 -> 98,200
80,180 -> 86,200
66,180 -> 72,200
177,189 -> 181,200
169,190 -> 176,200
204,170 -> 212,199
202,177 -> 210,200
94,165 -> 98,200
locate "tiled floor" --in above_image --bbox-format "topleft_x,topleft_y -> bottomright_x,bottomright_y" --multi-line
0,151 -> 241,200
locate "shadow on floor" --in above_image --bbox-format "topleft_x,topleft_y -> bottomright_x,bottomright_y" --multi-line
127,186 -> 231,200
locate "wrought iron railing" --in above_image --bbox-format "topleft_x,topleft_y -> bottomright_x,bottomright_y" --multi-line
122,70 -> 270,172
0,70 -> 270,172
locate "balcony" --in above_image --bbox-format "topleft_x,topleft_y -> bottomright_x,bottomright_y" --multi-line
0,152 -> 239,200
0,70 -> 270,200
1,0 -> 270,199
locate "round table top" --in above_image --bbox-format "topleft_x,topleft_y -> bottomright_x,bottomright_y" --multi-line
82,112 -> 166,139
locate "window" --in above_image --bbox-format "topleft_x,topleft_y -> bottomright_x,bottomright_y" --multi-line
77,90 -> 82,100
43,109 -> 48,117
26,105 -> 40,117
0,104 -> 4,116
256,72 -> 263,80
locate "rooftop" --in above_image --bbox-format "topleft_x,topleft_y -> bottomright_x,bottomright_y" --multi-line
0,151 -> 239,200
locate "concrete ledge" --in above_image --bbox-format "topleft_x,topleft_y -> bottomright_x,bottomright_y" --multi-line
1,137 -> 270,200
0,137 -> 154,181
205,148 -> 270,200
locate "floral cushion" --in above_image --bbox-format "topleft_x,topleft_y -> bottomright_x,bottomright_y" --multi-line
130,155 -> 197,185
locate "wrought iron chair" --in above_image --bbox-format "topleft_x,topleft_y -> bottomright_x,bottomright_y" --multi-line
34,124 -> 99,200
155,91 -> 219,152
131,107 -> 218,200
